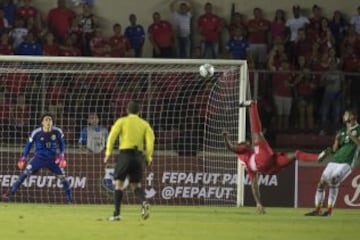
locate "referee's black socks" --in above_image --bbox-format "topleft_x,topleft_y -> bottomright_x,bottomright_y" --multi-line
114,190 -> 123,216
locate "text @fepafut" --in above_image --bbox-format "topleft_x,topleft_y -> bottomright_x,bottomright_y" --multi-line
158,172 -> 278,200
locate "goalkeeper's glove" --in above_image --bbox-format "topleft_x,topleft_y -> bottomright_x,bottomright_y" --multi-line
17,157 -> 27,170
55,154 -> 67,169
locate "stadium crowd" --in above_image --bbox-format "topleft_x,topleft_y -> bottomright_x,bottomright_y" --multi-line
0,0 -> 360,147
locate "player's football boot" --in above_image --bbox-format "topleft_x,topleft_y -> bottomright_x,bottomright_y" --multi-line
108,215 -> 121,221
304,210 -> 322,216
238,100 -> 253,108
320,211 -> 332,217
141,201 -> 150,220
318,147 -> 332,163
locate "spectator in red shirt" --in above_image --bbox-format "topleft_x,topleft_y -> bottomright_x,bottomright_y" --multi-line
308,42 -> 321,68
316,17 -> 334,54
197,2 -> 221,58
43,32 -> 60,56
267,42 -> 287,70
272,58 -> 294,130
108,23 -> 133,57
16,0 -> 41,28
294,28 -> 311,63
90,28 -> 110,57
148,12 -> 174,58
293,56 -> 315,130
247,7 -> 271,67
0,32 -> 13,55
341,25 -> 360,56
271,9 -> 287,43
309,5 -> 323,33
59,36 -> 81,56
342,47 -> 360,72
47,0 -> 75,42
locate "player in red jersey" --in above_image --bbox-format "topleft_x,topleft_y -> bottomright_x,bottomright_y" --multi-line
223,100 -> 321,213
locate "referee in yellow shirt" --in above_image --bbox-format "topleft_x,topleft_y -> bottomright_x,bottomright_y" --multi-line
104,100 -> 155,221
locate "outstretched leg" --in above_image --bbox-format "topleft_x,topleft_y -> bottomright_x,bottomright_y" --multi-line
241,101 -> 268,145
9,168 -> 31,196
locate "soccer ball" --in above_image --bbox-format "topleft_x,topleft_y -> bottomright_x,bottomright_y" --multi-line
199,63 -> 215,78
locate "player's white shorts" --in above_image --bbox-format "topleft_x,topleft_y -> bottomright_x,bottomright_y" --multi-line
321,162 -> 352,185
274,96 -> 292,116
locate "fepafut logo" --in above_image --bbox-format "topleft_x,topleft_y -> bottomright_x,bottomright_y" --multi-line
344,175 -> 360,207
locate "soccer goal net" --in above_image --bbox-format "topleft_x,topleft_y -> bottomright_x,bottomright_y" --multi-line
0,56 -> 248,206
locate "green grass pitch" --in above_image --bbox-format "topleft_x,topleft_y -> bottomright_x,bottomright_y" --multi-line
0,203 -> 359,240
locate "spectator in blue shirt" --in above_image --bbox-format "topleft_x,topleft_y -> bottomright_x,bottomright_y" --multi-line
15,32 -> 42,55
0,0 -> 16,27
225,27 -> 249,60
329,10 -> 349,57
124,14 -> 145,57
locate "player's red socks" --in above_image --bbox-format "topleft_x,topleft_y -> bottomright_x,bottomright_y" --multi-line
295,150 -> 318,162
249,102 -> 262,134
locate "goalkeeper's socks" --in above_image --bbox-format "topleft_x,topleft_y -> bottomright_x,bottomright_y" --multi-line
134,188 -> 145,203
62,179 -> 72,202
114,190 -> 123,216
10,171 -> 28,194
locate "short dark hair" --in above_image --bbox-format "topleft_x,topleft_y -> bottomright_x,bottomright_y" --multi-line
127,100 -> 141,114
40,113 -> 54,123
113,23 -> 121,29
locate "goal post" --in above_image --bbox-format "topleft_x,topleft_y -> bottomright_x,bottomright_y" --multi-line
0,56 -> 248,206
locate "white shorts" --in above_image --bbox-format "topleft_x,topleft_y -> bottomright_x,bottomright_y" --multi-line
321,162 -> 352,186
248,44 -> 268,64
274,96 -> 292,116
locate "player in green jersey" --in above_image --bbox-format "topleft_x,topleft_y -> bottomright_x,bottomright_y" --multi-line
305,109 -> 360,216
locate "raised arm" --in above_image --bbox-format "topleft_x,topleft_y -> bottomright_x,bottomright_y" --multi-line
222,130 -> 238,153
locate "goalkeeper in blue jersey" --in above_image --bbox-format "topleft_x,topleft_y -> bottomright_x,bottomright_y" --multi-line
2,113 -> 72,203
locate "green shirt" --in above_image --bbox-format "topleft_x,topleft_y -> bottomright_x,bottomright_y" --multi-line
105,114 -> 155,163
333,123 -> 360,168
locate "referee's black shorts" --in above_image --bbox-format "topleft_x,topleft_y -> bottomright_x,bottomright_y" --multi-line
113,149 -> 145,183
